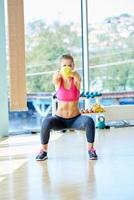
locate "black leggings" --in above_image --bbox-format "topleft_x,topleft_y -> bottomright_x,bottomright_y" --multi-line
40,114 -> 95,144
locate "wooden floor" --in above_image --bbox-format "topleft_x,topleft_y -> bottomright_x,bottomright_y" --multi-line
0,127 -> 134,200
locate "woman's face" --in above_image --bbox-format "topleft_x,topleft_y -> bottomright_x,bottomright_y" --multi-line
60,58 -> 74,70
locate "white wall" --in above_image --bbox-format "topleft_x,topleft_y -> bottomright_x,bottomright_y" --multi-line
104,105 -> 134,122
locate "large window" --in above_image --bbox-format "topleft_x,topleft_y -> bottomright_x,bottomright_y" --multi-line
88,0 -> 134,93
24,0 -> 82,93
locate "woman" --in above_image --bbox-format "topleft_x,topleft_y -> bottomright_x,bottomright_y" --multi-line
36,54 -> 98,161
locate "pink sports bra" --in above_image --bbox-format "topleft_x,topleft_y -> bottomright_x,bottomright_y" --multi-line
56,78 -> 80,102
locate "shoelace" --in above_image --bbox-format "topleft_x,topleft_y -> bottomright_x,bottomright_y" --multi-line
39,149 -> 45,155
89,148 -> 96,153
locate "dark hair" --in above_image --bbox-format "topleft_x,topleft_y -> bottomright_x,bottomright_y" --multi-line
60,54 -> 74,63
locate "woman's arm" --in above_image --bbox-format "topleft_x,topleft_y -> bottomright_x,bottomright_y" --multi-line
52,71 -> 62,89
71,71 -> 81,90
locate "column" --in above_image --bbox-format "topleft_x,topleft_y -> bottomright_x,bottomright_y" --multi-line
7,0 -> 27,111
0,0 -> 8,137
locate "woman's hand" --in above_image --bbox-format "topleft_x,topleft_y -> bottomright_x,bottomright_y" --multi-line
71,71 -> 81,80
53,71 -> 62,86
54,71 -> 62,79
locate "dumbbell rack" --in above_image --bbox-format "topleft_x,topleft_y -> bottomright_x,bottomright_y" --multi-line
80,92 -> 105,127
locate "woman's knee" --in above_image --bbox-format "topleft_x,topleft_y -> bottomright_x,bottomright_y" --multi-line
42,117 -> 53,128
84,117 -> 95,127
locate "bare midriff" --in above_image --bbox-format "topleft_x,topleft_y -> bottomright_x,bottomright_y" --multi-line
56,100 -> 80,118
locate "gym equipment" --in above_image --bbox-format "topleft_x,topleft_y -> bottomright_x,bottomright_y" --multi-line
60,66 -> 72,78
91,103 -> 105,113
97,116 -> 106,129
80,91 -> 102,99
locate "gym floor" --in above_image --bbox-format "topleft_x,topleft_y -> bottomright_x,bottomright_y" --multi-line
0,127 -> 134,200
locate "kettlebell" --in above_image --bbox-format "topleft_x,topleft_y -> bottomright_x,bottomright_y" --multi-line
97,116 -> 105,129
60,66 -> 72,78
